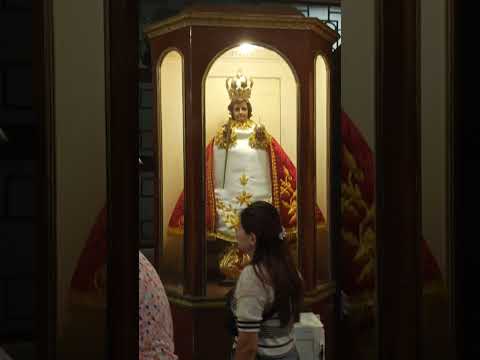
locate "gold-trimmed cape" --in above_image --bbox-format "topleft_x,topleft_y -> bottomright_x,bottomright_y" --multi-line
167,134 -> 325,242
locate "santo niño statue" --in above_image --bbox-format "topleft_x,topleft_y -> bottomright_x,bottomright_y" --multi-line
167,70 -> 325,280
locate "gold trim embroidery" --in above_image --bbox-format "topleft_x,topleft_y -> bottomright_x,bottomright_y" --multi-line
280,166 -> 297,225
215,195 -> 240,231
269,141 -> 281,212
235,191 -> 253,206
219,243 -> 251,280
214,123 -> 237,149
235,174 -> 253,206
240,174 -> 249,186
145,13 -> 339,44
210,231 -> 235,243
207,143 -> 216,230
229,118 -> 255,129
341,145 -> 376,284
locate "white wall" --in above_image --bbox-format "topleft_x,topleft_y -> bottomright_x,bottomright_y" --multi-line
53,0 -> 106,335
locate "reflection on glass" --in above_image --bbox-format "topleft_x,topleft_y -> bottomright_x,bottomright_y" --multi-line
158,50 -> 184,294
338,109 -> 377,360
420,90 -> 452,358
53,0 -> 108,356
420,0 -> 453,355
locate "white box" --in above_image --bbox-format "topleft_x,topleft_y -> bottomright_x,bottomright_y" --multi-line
293,312 -> 325,360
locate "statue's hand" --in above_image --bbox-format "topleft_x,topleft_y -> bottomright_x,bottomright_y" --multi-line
254,124 -> 267,140
249,124 -> 270,150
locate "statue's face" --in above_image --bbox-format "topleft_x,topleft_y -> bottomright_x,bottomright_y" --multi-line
232,101 -> 249,122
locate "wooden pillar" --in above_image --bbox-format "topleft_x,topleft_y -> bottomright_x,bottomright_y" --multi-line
298,42 -> 316,292
105,0 -> 139,359
184,27 -> 207,296
375,1 -> 422,359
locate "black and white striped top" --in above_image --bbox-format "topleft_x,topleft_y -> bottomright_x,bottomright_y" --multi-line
231,265 -> 295,358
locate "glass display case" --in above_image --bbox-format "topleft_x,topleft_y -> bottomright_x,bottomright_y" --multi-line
145,5 -> 338,359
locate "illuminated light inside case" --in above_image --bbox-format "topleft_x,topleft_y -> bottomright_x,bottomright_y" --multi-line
238,42 -> 257,55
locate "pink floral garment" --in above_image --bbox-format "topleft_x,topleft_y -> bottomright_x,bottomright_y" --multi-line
139,252 -> 177,360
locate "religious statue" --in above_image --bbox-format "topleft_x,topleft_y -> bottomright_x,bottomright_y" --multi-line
167,70 -> 326,281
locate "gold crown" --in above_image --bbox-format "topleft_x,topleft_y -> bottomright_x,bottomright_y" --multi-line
225,70 -> 254,102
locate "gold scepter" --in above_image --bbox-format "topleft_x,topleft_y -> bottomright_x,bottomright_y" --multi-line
221,121 -> 233,188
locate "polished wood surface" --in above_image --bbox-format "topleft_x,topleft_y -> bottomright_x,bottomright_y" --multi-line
145,4 -> 338,43
169,289 -> 334,360
329,45 -> 342,360
170,303 -> 232,360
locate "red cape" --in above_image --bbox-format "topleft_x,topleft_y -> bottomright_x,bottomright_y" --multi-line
167,136 -> 325,239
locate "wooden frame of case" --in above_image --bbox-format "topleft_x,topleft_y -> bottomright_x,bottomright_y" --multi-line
144,7 -> 338,359
145,5 -> 338,297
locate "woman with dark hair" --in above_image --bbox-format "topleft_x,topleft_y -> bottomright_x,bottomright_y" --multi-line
230,200 -> 303,360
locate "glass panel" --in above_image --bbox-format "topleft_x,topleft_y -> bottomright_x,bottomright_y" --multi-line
158,50 -> 185,295
204,44 -> 298,297
330,9 -> 342,27
420,0 -> 453,356
53,1 -> 107,358
301,5 -> 342,48
338,8 -> 377,351
315,55 -> 331,284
